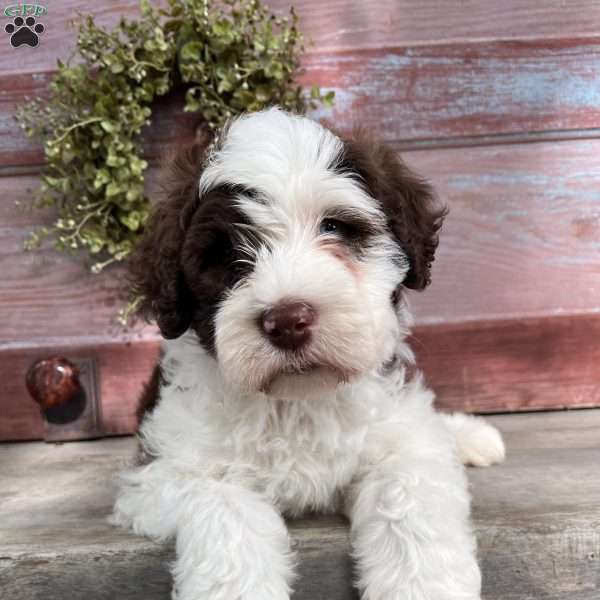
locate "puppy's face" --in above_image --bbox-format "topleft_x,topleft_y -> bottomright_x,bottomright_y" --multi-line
133,109 -> 444,398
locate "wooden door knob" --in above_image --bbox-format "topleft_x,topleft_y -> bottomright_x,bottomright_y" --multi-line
26,356 -> 83,410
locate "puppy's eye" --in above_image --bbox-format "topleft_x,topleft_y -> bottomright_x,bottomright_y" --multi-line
318,214 -> 378,249
320,218 -> 346,235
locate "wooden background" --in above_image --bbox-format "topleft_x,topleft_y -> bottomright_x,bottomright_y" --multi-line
2,1 -> 600,441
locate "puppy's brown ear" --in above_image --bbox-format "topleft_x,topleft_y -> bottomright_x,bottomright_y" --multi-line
340,130 -> 447,290
129,134 -> 212,338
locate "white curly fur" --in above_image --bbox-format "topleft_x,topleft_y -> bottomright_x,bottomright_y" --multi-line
113,109 -> 505,600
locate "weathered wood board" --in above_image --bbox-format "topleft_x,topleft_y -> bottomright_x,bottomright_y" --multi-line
306,39 -> 600,145
4,312 -> 600,441
7,38 -> 600,167
402,138 -> 600,324
4,137 -> 600,344
413,315 -> 600,413
1,411 -> 599,599
5,0 -> 600,75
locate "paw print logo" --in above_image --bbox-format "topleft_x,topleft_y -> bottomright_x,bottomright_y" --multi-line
5,16 -> 45,48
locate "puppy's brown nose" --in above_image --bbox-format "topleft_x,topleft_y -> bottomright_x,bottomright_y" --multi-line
260,302 -> 316,350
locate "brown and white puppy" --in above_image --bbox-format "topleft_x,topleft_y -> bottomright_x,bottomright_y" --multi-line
113,108 -> 505,600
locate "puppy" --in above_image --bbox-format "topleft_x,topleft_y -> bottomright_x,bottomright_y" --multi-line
113,108 -> 505,600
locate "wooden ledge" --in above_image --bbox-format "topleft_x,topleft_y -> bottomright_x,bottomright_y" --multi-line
1,410 -> 599,599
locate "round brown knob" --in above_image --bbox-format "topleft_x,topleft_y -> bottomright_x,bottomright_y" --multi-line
26,356 -> 82,410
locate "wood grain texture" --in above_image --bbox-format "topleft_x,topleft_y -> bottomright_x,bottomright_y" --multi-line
6,0 -> 600,76
0,173 -> 161,344
3,313 -> 600,440
305,38 -> 600,144
4,137 -> 600,345
2,412 -> 600,599
405,138 -> 600,325
7,37 -> 600,167
413,314 -> 600,414
0,340 -> 159,441
485,410 -> 600,450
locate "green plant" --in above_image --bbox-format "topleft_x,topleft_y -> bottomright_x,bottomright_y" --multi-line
17,0 -> 333,279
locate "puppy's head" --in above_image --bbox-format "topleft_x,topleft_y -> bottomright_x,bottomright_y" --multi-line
132,109 -> 445,398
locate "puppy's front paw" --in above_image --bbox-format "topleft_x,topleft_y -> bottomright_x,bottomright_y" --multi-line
443,413 -> 506,467
172,582 -> 290,600
110,472 -> 178,540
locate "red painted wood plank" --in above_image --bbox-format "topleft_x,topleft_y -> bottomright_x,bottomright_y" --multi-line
0,224 -> 156,344
2,314 -> 599,441
304,39 -> 600,143
5,0 -> 600,75
0,72 -> 51,167
5,38 -> 600,168
413,315 -> 600,413
3,137 -> 600,344
0,340 -> 159,441
0,172 -> 160,344
405,138 -> 600,325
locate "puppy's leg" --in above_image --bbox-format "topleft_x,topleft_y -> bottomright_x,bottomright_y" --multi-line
442,412 -> 506,467
346,421 -> 481,599
112,460 -> 294,600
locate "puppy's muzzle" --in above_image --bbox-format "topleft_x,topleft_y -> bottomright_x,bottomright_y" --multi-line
260,301 -> 316,351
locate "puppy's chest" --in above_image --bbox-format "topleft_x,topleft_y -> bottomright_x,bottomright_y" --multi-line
234,404 -> 369,514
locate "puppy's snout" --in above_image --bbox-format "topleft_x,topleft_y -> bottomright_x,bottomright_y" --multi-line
260,302 -> 316,350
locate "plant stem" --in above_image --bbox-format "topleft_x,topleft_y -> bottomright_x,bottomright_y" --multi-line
51,117 -> 104,144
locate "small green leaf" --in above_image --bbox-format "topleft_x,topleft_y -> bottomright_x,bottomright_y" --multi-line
105,181 -> 121,197
100,120 -> 116,133
180,41 -> 203,62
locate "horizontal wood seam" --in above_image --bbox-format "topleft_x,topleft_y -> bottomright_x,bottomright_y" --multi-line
5,127 -> 600,178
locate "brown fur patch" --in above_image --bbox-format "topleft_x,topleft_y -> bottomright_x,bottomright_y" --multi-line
127,132 -> 259,351
334,128 -> 447,291
128,133 -> 212,340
